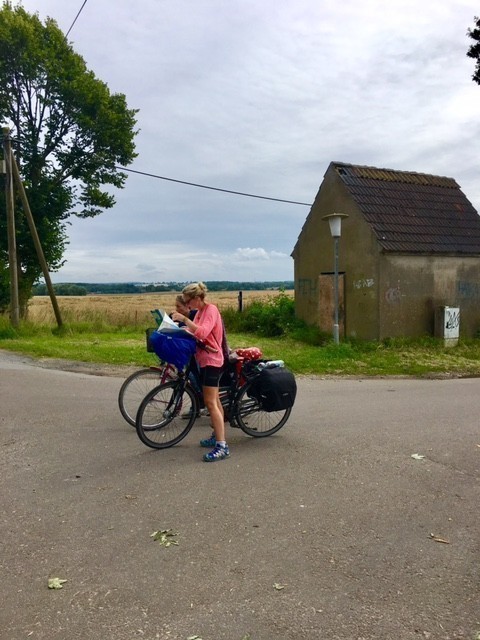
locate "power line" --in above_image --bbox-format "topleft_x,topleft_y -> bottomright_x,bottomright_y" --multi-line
65,0 -> 88,38
116,166 -> 312,206
48,1 -> 311,208
8,134 -> 311,206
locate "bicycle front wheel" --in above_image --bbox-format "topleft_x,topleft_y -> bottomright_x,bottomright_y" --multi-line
135,381 -> 198,449
234,380 -> 292,437
118,366 -> 175,427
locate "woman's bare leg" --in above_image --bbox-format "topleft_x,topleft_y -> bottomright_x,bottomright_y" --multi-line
202,386 -> 225,442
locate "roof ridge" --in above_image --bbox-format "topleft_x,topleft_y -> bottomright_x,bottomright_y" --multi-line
332,161 -> 457,187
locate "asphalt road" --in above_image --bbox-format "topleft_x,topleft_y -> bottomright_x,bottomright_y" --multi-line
0,350 -> 479,640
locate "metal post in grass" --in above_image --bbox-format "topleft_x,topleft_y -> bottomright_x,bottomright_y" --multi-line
322,213 -> 348,344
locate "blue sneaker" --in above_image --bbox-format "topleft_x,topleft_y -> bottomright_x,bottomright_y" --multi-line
203,444 -> 230,462
200,433 -> 216,448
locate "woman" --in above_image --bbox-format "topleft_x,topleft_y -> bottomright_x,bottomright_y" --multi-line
172,282 -> 228,462
170,294 -> 197,326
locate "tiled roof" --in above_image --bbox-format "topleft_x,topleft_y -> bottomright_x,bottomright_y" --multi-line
333,162 -> 480,254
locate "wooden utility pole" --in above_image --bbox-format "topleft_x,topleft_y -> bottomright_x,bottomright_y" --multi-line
3,127 -> 20,328
9,151 -> 63,328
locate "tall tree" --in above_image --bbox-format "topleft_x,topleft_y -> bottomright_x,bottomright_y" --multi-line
467,16 -> 480,84
0,2 -> 138,314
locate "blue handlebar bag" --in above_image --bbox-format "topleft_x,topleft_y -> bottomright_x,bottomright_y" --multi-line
149,330 -> 197,370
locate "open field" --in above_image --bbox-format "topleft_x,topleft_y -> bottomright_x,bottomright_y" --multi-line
27,290 -> 292,326
2,290 -> 479,377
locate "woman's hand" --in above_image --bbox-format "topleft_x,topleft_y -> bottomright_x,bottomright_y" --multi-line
171,311 -> 186,323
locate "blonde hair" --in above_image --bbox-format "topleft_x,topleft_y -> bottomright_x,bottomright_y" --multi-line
182,281 -> 207,301
175,294 -> 187,306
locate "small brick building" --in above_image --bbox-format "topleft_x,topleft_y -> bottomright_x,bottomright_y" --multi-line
291,162 -> 480,340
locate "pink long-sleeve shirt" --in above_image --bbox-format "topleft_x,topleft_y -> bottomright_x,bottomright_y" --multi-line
192,303 -> 224,368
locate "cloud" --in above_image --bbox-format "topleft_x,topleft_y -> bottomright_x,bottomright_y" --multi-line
234,248 -> 288,260
15,0 -> 480,283
55,243 -> 294,283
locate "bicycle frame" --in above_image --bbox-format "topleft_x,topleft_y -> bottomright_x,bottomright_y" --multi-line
171,356 -> 241,424
150,358 -> 203,400
163,376 -> 191,420
135,355 -> 292,449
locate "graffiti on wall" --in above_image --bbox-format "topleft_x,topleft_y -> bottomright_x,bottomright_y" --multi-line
385,285 -> 401,304
457,281 -> 480,299
353,278 -> 374,289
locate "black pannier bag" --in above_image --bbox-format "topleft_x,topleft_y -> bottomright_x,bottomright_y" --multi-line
248,366 -> 297,412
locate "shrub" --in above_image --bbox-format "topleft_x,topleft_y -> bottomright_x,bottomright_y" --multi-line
0,315 -> 17,338
223,292 -> 326,342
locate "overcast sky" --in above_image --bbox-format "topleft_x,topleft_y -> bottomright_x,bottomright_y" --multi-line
12,0 -> 480,283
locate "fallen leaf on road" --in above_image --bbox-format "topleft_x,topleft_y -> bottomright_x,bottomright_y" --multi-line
273,583 -> 287,590
411,453 -> 425,460
430,533 -> 450,544
48,578 -> 67,589
151,529 -> 179,547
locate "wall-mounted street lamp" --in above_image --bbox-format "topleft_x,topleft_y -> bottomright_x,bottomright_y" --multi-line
322,213 -> 348,344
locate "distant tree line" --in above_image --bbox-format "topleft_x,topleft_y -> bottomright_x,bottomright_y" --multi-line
32,281 -> 294,296
33,283 -> 88,296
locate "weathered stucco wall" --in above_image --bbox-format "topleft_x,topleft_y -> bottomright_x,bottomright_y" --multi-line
341,227 -> 380,340
378,255 -> 480,338
293,167 -> 381,339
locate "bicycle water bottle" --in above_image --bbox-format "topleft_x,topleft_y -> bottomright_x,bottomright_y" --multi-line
265,360 -> 284,369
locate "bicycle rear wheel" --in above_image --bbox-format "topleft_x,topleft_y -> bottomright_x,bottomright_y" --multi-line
234,380 -> 291,437
118,366 -> 175,427
135,381 -> 198,449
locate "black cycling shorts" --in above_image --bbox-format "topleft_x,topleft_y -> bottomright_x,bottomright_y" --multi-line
199,365 -> 223,388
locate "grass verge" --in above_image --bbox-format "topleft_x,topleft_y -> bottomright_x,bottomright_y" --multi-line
1,318 -> 480,377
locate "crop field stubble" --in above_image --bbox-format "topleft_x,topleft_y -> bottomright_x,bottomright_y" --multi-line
27,290 -> 293,326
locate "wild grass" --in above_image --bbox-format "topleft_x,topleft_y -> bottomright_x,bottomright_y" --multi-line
1,291 -> 480,377
26,290 -> 286,327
